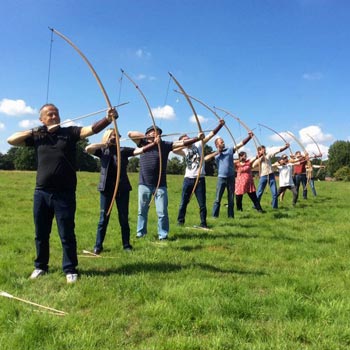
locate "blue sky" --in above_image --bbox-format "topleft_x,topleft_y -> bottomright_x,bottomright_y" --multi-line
1,0 -> 349,159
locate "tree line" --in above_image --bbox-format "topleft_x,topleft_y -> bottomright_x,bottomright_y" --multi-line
1,139 -> 350,180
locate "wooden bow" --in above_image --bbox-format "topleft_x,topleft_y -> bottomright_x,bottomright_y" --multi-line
258,123 -> 293,155
306,133 -> 324,178
49,28 -> 121,216
213,106 -> 261,150
174,90 -> 237,148
285,131 -> 307,155
168,73 -> 204,199
121,69 -> 162,206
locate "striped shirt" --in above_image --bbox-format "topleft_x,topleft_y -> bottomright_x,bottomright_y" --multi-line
139,141 -> 173,187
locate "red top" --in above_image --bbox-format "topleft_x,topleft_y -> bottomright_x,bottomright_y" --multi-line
293,159 -> 307,174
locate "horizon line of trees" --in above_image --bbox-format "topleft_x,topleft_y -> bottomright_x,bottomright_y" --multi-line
1,139 -> 350,181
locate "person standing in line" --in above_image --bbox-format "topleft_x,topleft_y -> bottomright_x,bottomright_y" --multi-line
173,120 -> 225,229
306,160 -> 325,197
293,150 -> 308,200
7,103 -> 117,283
85,128 -> 158,254
273,154 -> 299,206
206,131 -> 254,219
128,125 -> 202,240
234,151 -> 264,212
252,143 -> 290,209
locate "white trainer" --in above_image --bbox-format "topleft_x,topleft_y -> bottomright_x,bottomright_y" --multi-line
66,273 -> 78,284
29,268 -> 47,279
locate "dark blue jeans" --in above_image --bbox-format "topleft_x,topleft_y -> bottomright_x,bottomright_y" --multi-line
294,173 -> 308,200
177,177 -> 207,226
95,190 -> 131,250
33,189 -> 77,274
212,176 -> 235,218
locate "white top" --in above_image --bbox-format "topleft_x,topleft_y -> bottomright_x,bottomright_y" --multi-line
259,152 -> 276,176
183,141 -> 205,178
277,164 -> 295,187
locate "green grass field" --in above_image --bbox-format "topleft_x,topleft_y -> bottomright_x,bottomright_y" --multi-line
1,170 -> 350,349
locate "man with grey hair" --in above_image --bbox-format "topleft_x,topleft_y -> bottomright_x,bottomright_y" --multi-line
7,103 -> 117,283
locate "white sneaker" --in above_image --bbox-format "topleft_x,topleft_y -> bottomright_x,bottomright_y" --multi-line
66,273 -> 78,284
29,268 -> 47,279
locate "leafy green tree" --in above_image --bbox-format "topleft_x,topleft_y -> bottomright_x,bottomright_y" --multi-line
13,147 -> 36,170
327,141 -> 350,176
167,157 -> 185,174
334,166 -> 350,181
0,152 -> 15,170
127,157 -> 139,172
76,139 -> 99,172
204,144 -> 216,176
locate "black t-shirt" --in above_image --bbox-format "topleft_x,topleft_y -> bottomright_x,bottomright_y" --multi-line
26,126 -> 82,191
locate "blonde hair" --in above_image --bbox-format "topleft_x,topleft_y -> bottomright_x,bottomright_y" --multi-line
102,128 -> 114,143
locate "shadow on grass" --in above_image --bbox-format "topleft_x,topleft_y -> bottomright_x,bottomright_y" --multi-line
176,231 -> 259,240
80,261 -> 267,277
272,211 -> 291,219
269,233 -> 303,242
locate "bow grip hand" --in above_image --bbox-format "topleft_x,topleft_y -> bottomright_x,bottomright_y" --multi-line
31,125 -> 48,136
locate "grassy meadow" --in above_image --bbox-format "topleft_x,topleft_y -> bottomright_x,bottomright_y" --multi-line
1,170 -> 350,349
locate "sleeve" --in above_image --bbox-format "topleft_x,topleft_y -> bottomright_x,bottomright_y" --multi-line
165,141 -> 174,153
70,126 -> 83,141
25,136 -> 35,147
137,138 -> 148,147
122,147 -> 136,157
94,149 -> 102,158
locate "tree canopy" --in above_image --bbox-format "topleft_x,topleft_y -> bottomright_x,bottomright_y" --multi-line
326,140 -> 350,177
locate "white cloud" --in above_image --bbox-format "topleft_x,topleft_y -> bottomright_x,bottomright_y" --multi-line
299,125 -> 333,143
19,119 -> 38,128
135,48 -> 151,59
284,126 -> 331,159
136,74 -> 147,80
0,122 -> 5,130
152,105 -> 176,120
299,125 -> 332,159
189,114 -> 208,124
135,73 -> 156,81
302,72 -> 323,81
0,98 -> 37,116
268,130 -> 290,144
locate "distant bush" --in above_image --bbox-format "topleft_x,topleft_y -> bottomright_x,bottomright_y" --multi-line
334,166 -> 350,181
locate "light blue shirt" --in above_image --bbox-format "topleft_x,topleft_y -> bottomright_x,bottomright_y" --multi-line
215,147 -> 235,177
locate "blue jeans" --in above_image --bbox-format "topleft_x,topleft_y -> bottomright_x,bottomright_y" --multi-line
256,173 -> 278,209
33,189 -> 77,274
95,190 -> 131,250
309,178 -> 317,196
137,185 -> 169,239
212,176 -> 234,218
294,173 -> 308,200
177,177 -> 207,226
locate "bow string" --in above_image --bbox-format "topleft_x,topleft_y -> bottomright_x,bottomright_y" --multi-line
49,28 -> 121,216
